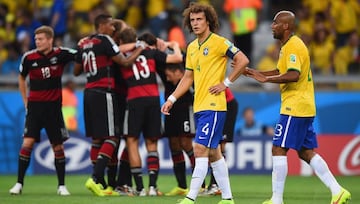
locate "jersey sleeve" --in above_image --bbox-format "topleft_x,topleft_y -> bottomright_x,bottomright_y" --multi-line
154,49 -> 167,72
285,49 -> 302,73
19,54 -> 28,77
103,35 -> 120,57
223,39 -> 240,60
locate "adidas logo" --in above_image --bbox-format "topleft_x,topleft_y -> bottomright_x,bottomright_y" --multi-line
32,62 -> 38,67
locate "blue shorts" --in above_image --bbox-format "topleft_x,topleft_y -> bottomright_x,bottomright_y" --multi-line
273,114 -> 318,151
194,111 -> 226,149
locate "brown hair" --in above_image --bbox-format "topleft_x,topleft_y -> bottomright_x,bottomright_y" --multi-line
35,26 -> 54,38
182,2 -> 219,33
119,27 -> 137,44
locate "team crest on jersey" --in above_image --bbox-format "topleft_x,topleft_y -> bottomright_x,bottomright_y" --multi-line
203,47 -> 209,56
50,57 -> 58,64
290,54 -> 296,63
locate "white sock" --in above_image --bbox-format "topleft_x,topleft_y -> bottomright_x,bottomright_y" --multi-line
309,154 -> 341,195
211,157 -> 232,199
187,157 -> 208,200
271,156 -> 287,204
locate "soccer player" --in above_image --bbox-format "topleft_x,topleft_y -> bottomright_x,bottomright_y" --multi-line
73,14 -> 144,196
118,29 -> 183,196
9,25 -> 76,196
162,63 -> 196,196
161,2 -> 249,204
245,10 -> 351,204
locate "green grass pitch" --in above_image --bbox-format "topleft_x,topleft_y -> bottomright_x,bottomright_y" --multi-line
0,174 -> 358,204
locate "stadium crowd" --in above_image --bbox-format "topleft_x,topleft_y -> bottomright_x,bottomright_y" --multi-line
0,0 -> 359,89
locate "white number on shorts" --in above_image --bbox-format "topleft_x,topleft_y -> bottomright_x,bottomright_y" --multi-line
274,123 -> 283,137
183,121 -> 190,132
201,123 -> 209,135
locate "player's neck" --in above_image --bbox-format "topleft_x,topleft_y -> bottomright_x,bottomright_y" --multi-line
197,30 -> 211,45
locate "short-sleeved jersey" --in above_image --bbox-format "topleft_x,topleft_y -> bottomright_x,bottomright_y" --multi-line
19,47 -> 77,102
277,35 -> 316,117
120,48 -> 167,101
186,33 -> 239,113
76,34 -> 120,90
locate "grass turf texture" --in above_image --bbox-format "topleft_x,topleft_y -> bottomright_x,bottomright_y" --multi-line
0,175 -> 358,204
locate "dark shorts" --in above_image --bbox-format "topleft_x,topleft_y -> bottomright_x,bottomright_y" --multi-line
164,104 -> 195,137
84,89 -> 122,139
123,98 -> 161,139
24,101 -> 68,144
223,99 -> 238,142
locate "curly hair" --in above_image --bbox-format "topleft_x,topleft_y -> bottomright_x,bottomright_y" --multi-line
182,2 -> 219,34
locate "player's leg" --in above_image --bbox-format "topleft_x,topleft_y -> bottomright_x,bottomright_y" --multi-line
166,136 -> 188,195
10,102 -> 42,195
298,117 -> 351,204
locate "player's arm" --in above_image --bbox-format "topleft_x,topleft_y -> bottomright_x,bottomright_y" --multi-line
164,41 -> 183,63
161,69 -> 194,115
18,74 -> 28,108
112,41 -> 145,66
73,63 -> 83,76
246,68 -> 299,83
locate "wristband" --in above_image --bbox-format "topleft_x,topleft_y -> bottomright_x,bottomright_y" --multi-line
223,77 -> 233,87
167,94 -> 177,103
135,40 -> 145,49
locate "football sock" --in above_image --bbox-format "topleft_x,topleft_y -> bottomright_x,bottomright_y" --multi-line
90,142 -> 101,165
17,147 -> 32,184
211,157 -> 232,199
54,149 -> 66,186
131,167 -> 144,191
147,151 -> 159,187
185,149 -> 195,170
171,151 -> 187,189
271,156 -> 287,204
93,140 -> 117,188
117,148 -> 132,187
310,154 -> 341,195
187,157 -> 208,200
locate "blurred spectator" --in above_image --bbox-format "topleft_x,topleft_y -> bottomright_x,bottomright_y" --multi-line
309,23 -> 335,75
302,0 -> 330,16
256,41 -> 280,90
121,0 -> 143,31
32,0 -> 53,24
238,107 -> 274,137
1,43 -> 21,76
62,79 -> 78,133
167,10 -> 187,51
145,0 -> 169,38
329,0 -> 360,47
223,0 -> 262,63
49,0 -> 68,41
295,5 -> 313,37
15,9 -> 42,50
334,31 -> 360,90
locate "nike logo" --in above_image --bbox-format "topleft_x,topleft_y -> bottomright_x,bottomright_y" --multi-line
333,191 -> 344,204
198,136 -> 207,140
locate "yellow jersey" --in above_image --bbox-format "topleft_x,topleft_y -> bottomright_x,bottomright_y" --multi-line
186,33 -> 239,113
277,35 -> 316,117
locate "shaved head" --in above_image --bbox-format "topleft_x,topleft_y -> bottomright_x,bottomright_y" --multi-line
274,11 -> 296,32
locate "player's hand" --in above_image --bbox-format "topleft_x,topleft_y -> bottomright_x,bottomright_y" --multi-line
161,101 -> 173,115
209,83 -> 227,95
246,68 -> 267,83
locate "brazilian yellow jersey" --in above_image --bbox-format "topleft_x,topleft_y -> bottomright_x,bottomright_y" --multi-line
186,33 -> 239,113
277,35 -> 316,117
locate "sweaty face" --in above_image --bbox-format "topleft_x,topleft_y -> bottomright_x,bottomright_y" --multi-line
189,12 -> 208,35
103,18 -> 115,36
35,33 -> 52,53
